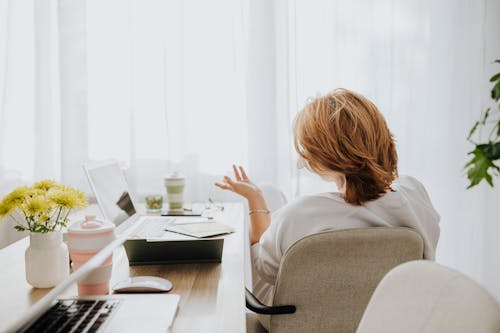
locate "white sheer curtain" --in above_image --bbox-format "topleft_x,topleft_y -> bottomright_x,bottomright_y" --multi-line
2,0 -> 500,301
84,0 -> 250,201
0,0 -> 253,246
0,0 -> 62,246
0,0 -> 251,197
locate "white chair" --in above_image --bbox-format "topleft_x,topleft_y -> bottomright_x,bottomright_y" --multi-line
356,260 -> 500,333
259,184 -> 287,213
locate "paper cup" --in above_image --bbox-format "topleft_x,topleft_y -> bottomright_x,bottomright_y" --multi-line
67,216 -> 115,295
164,172 -> 185,211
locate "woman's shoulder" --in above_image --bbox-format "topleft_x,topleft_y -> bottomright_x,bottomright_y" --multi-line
394,175 -> 424,187
392,175 -> 435,205
393,175 -> 429,194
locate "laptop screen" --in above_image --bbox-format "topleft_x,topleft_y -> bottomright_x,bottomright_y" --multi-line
85,162 -> 136,227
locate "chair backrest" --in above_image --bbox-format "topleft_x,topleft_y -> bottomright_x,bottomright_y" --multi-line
356,260 -> 500,333
270,227 -> 424,333
259,184 -> 287,213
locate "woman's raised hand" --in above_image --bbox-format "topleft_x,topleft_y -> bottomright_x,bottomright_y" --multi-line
217,165 -> 270,245
215,165 -> 262,201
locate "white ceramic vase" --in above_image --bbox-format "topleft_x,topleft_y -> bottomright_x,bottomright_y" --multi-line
25,231 -> 69,288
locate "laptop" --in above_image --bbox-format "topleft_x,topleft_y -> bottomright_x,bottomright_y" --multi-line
83,160 -> 225,265
6,231 -> 180,333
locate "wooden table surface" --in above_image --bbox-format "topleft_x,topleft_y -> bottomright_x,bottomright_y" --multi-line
0,203 -> 246,333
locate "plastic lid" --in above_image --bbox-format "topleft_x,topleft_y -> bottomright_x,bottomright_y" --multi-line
164,171 -> 184,180
68,215 -> 115,234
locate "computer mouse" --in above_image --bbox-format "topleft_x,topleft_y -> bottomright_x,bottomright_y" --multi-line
112,276 -> 173,293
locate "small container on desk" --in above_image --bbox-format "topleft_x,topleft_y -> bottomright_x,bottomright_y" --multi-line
145,195 -> 164,214
67,215 -> 115,295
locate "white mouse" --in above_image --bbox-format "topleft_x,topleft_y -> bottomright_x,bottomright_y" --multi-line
112,276 -> 173,293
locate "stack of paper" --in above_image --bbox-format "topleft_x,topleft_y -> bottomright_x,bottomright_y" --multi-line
165,222 -> 235,238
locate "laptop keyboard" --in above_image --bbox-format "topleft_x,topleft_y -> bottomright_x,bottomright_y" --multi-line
134,218 -> 175,238
20,299 -> 121,333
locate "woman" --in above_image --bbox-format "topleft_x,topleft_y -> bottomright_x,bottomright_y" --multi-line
215,89 -> 440,330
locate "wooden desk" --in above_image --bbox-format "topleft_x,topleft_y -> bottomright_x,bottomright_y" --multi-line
0,203 -> 246,333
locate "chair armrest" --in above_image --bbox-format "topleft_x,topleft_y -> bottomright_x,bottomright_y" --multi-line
245,288 -> 296,315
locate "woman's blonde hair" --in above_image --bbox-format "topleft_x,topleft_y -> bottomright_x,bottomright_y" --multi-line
293,88 -> 398,205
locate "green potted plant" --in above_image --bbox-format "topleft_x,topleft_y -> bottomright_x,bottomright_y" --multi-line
0,180 -> 87,288
465,60 -> 500,188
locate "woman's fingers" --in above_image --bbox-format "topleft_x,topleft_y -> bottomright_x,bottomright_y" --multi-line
215,166 -> 249,194
215,175 -> 237,191
238,166 -> 248,181
224,175 -> 236,185
215,181 -> 232,191
232,164 -> 242,181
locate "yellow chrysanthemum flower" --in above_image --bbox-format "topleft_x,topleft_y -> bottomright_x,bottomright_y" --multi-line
0,185 -> 45,214
0,197 -> 15,217
5,186 -> 31,203
33,179 -> 58,192
0,187 -> 30,217
48,185 -> 87,209
38,213 -> 50,224
24,196 -> 52,216
2,181 -> 87,232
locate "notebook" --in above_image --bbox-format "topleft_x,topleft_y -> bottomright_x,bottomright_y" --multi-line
165,221 -> 235,238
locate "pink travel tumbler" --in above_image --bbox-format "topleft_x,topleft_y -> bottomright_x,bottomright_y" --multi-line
67,215 -> 116,295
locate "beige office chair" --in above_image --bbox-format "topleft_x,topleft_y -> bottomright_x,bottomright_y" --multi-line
246,227 -> 424,333
356,260 -> 500,333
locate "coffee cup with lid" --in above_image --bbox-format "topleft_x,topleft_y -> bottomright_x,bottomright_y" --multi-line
67,215 -> 116,295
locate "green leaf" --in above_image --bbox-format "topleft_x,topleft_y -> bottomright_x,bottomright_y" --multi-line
467,121 -> 479,140
14,225 -> 26,232
490,72 -> 500,82
465,147 -> 500,188
492,80 -> 500,102
481,108 -> 491,124
495,59 -> 500,63
478,142 -> 500,160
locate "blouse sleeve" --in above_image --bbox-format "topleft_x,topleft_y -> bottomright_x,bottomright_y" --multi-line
250,207 -> 288,285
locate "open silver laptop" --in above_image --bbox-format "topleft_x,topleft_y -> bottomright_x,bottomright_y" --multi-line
5,229 -> 180,333
83,160 -> 196,239
84,161 -> 225,265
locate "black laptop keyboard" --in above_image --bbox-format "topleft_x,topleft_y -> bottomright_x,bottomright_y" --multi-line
20,299 -> 121,333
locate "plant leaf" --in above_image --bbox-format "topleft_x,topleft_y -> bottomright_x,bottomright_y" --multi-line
467,121 -> 479,140
495,59 -> 500,63
481,108 -> 491,124
465,147 -> 500,188
14,225 -> 26,232
491,80 -> 500,102
478,142 -> 500,160
490,72 -> 500,82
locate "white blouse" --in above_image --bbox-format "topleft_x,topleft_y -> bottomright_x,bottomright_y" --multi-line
250,175 -> 440,329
